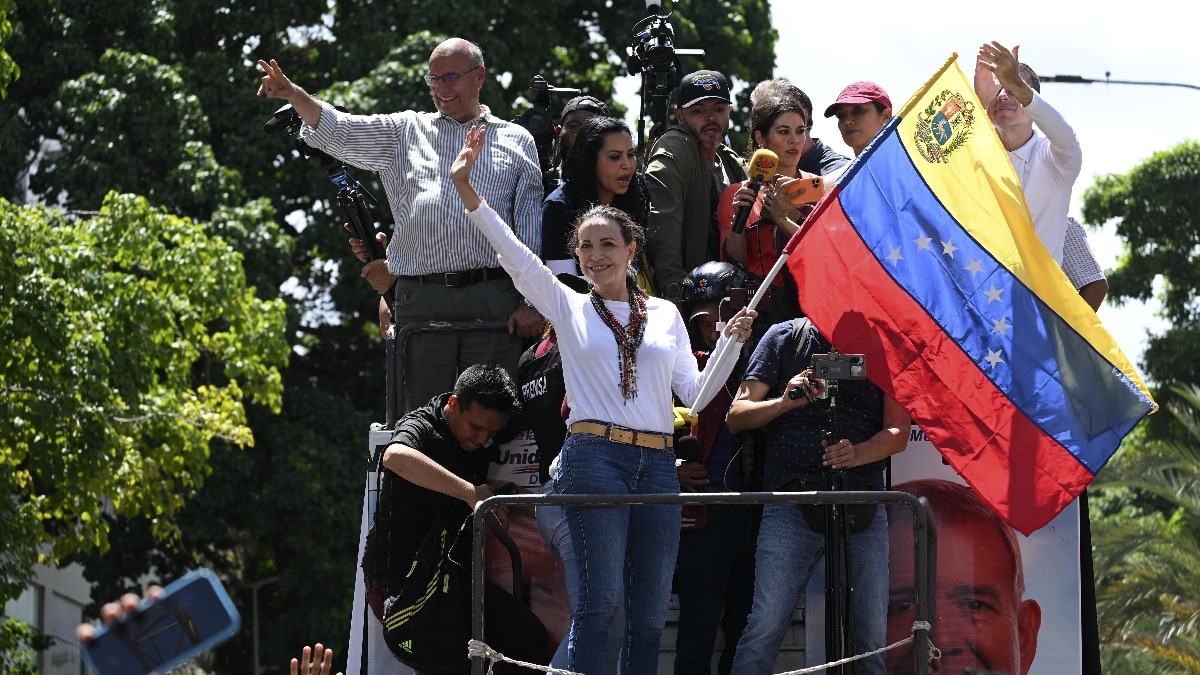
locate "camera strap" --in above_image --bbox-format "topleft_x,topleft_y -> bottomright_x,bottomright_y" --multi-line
770,317 -> 815,399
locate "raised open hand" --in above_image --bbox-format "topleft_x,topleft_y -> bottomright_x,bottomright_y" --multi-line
450,123 -> 487,184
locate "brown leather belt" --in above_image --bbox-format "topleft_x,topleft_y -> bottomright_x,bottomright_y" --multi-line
398,267 -> 509,288
569,421 -> 674,451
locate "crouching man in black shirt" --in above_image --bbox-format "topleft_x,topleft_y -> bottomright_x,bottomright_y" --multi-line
363,363 -> 549,673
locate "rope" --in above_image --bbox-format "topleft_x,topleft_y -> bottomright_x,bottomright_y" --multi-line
466,640 -> 582,675
467,621 -> 940,675
772,620 -> 939,675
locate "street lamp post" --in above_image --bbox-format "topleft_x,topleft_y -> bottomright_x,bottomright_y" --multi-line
249,576 -> 280,675
1042,72 -> 1200,92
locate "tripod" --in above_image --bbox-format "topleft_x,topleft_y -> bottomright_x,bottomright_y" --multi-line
624,4 -> 703,153
820,381 -> 856,674
511,75 -> 580,196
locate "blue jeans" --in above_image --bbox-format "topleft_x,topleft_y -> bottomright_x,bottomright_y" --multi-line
731,502 -> 888,675
536,479 -> 623,674
557,432 -> 682,675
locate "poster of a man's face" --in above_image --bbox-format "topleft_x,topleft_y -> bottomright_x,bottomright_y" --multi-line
799,429 -> 1079,674
886,479 -> 1042,675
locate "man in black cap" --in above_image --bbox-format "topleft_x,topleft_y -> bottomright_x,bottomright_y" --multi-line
555,95 -> 610,183
645,70 -> 748,301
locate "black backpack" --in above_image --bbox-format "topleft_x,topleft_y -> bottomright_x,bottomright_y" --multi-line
381,517 -> 472,672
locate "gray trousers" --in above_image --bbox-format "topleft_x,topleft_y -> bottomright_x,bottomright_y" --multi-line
391,276 -> 523,412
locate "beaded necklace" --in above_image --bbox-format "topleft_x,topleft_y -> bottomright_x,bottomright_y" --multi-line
590,284 -> 648,401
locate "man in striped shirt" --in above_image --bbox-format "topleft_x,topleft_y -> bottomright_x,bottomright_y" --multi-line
258,38 -> 544,412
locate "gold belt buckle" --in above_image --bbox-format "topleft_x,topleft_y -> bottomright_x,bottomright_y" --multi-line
610,426 -> 635,445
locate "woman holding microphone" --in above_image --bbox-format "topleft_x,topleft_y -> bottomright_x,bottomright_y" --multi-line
718,83 -> 847,326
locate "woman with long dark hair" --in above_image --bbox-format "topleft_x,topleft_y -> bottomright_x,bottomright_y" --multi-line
541,116 -> 651,279
451,123 -> 755,675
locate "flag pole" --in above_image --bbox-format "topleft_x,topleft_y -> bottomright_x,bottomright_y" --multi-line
688,172 -> 845,417
688,252 -> 791,417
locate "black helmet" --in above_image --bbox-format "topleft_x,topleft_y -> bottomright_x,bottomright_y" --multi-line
680,262 -> 746,305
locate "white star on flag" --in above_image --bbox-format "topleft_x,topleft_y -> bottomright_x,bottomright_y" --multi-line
992,316 -> 1013,335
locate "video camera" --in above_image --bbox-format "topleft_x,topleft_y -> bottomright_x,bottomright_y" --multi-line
625,1 -> 703,149
511,75 -> 581,195
263,104 -> 392,309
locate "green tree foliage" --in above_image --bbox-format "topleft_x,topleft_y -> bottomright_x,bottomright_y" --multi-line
46,50 -> 223,216
0,0 -> 16,98
0,193 -> 287,603
1082,141 -> 1200,405
2,0 -> 775,669
0,619 -> 52,675
1092,384 -> 1200,673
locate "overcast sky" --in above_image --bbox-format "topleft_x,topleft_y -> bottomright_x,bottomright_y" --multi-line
618,0 -> 1196,381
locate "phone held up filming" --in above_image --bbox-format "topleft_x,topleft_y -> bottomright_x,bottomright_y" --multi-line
781,174 -> 826,206
83,568 -> 241,675
788,350 -> 867,400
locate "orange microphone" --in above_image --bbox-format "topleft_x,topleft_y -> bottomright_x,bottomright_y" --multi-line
730,149 -> 779,234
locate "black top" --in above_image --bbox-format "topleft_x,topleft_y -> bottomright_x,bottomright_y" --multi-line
512,336 -> 569,484
362,394 -> 498,587
539,173 -> 652,266
798,137 -> 851,177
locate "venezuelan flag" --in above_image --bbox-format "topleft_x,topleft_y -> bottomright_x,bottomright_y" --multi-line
786,55 -> 1156,535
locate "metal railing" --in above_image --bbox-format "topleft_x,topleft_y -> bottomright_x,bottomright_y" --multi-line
470,490 -> 937,675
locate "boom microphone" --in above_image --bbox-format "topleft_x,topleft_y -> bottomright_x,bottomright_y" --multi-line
730,149 -> 779,234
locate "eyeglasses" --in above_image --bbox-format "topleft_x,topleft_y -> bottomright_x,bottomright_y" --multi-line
424,65 -> 481,87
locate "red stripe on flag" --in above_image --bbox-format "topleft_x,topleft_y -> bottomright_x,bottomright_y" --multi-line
789,199 -> 1093,534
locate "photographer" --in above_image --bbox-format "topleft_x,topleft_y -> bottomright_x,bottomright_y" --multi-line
725,318 -> 909,675
256,38 -> 544,411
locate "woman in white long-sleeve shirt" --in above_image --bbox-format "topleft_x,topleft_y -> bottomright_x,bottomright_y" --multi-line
451,124 -> 755,675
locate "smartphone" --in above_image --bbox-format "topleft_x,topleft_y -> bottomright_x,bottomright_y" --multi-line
783,175 -> 826,206
83,568 -> 242,675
